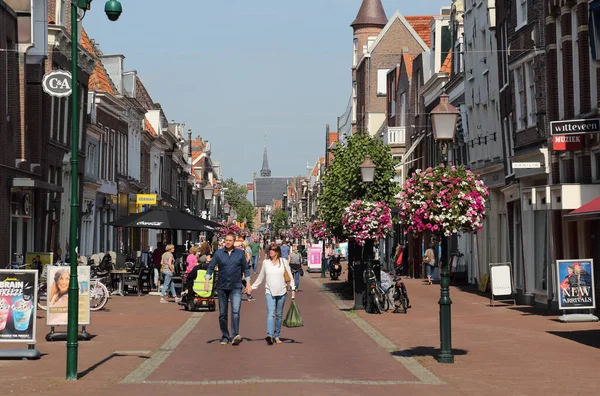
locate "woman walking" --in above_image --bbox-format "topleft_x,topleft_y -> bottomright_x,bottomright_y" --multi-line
160,244 -> 180,303
423,240 -> 436,285
251,243 -> 295,345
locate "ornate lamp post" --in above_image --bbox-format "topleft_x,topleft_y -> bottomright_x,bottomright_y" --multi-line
203,183 -> 214,219
430,92 -> 460,364
67,0 -> 122,381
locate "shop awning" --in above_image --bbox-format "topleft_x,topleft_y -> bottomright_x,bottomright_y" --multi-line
396,133 -> 425,170
11,178 -> 64,193
564,195 -> 600,221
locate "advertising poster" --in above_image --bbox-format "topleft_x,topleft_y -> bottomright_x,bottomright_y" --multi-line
46,266 -> 90,326
556,259 -> 596,310
0,270 -> 37,343
308,245 -> 322,272
24,252 -> 53,278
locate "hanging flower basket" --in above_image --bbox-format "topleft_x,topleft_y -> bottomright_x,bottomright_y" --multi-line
310,219 -> 332,240
342,200 -> 392,246
218,221 -> 242,237
396,164 -> 489,237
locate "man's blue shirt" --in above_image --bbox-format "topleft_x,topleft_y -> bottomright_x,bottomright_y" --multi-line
205,247 -> 251,290
280,244 -> 290,259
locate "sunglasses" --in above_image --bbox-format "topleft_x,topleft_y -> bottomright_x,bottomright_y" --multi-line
269,247 -> 277,251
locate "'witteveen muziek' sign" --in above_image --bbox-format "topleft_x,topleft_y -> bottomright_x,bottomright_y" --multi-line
0,270 -> 37,343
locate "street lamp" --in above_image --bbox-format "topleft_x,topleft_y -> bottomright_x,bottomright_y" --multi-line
66,0 -> 122,381
359,155 -> 376,182
430,91 -> 460,364
224,202 -> 231,215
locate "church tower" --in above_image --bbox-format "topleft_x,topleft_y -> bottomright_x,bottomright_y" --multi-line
260,132 -> 271,177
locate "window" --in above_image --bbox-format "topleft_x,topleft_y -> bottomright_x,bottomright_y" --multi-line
367,36 -> 377,52
590,0 -> 600,61
525,62 -> 536,126
352,82 -> 357,123
574,151 -> 584,183
353,38 -> 358,67
400,93 -> 406,126
377,69 -> 389,96
593,151 -> 600,182
57,0 -> 67,26
85,141 -> 98,176
572,9 -> 580,116
516,0 -> 527,29
514,68 -> 526,130
454,34 -> 464,74
500,26 -> 509,88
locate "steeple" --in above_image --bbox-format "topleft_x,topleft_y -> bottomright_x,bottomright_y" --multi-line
351,0 -> 387,29
260,132 -> 271,177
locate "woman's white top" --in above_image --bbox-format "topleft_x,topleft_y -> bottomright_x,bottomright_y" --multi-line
251,258 -> 295,297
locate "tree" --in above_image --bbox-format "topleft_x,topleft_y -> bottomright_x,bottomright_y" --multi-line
272,208 -> 289,238
222,178 -> 248,210
318,132 -> 399,237
222,178 -> 255,231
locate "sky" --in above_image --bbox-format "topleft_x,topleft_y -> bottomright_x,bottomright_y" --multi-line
83,0 -> 450,186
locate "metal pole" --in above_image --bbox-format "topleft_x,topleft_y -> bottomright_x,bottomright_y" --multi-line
438,147 -> 453,364
321,240 -> 326,278
66,2 -> 80,380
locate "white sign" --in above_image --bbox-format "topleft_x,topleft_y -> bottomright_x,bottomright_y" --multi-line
46,266 -> 90,326
489,263 -> 513,296
512,162 -> 542,169
41,70 -> 72,98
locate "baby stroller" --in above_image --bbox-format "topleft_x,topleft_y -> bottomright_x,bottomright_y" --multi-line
178,265 -> 216,312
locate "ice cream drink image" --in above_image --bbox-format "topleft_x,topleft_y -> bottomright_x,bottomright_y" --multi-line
0,298 -> 10,331
12,299 -> 33,332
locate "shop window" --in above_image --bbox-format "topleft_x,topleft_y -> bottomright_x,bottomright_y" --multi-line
589,0 -> 600,61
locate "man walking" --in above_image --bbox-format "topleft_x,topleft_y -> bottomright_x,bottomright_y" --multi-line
250,237 -> 260,274
280,240 -> 291,260
205,232 -> 252,345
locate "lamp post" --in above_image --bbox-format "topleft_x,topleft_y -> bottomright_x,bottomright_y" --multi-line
203,184 -> 214,219
430,92 -> 460,364
66,0 -> 122,381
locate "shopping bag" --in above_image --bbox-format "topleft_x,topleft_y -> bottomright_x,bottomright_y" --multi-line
283,299 -> 304,327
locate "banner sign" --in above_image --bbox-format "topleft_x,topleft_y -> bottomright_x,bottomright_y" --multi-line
46,266 -> 90,326
552,134 -> 584,151
0,270 -> 37,343
550,119 -> 600,135
557,259 -> 596,310
307,245 -> 322,272
136,194 -> 157,205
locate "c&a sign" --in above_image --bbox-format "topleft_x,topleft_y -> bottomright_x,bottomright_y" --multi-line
41,70 -> 72,98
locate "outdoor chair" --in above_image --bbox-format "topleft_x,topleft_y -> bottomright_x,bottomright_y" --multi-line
138,268 -> 152,294
123,267 -> 142,295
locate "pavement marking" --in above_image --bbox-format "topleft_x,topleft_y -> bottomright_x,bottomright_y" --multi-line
120,312 -> 204,384
141,379 -> 422,386
308,276 -> 445,386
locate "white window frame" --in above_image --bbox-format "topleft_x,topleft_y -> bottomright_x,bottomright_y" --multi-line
516,0 -> 528,30
377,69 -> 389,96
367,36 -> 377,52
572,9 -> 580,116
525,62 -> 536,127
353,38 -> 359,67
514,67 -> 526,130
352,82 -> 357,123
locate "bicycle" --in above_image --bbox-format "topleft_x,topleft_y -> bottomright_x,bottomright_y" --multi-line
363,267 -> 386,314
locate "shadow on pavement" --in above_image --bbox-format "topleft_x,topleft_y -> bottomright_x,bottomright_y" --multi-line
320,280 -> 353,303
78,352 -> 149,379
508,306 -> 555,317
547,329 -> 600,349
392,346 -> 468,359
206,337 -> 303,345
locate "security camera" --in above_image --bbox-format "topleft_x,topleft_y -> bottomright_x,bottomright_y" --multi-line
104,0 -> 122,22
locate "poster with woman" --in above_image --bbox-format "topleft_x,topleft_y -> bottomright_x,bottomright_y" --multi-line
556,259 -> 595,310
46,266 -> 90,326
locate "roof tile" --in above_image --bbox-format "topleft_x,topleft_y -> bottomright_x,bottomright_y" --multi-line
402,53 -> 414,79
440,51 -> 452,74
405,16 -> 433,47
144,118 -> 157,136
81,29 -> 116,95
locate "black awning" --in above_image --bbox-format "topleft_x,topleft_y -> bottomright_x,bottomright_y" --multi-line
12,178 -> 64,193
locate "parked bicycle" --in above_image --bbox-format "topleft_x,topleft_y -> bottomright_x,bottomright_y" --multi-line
363,267 -> 385,314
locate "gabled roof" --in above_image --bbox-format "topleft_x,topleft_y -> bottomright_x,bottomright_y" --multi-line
81,29 -> 117,95
440,51 -> 452,74
144,118 -> 157,136
404,16 -> 433,47
351,0 -> 387,28
329,132 -> 339,144
402,53 -> 414,79
367,11 -> 430,55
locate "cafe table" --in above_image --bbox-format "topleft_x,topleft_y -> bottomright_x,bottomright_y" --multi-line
110,270 -> 128,296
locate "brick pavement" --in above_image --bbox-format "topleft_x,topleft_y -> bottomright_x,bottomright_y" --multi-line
1,266 -> 598,395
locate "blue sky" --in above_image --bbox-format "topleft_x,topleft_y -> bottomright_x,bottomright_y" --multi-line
83,0 -> 450,186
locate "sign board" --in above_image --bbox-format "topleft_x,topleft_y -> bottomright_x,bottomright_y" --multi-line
512,162 -> 542,169
478,274 -> 489,292
246,183 -> 253,191
489,263 -> 516,306
41,70 -> 72,98
550,119 -> 600,135
136,194 -> 157,205
24,252 -> 53,277
0,270 -> 38,343
46,266 -> 90,326
307,244 -> 322,273
552,134 -> 584,151
556,259 -> 596,310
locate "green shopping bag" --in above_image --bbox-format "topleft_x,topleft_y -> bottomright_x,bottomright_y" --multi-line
283,299 -> 304,328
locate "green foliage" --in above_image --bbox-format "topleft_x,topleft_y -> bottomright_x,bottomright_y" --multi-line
222,178 -> 255,231
272,208 -> 289,237
318,132 -> 399,237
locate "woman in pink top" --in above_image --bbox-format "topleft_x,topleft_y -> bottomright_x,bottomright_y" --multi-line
186,246 -> 199,273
